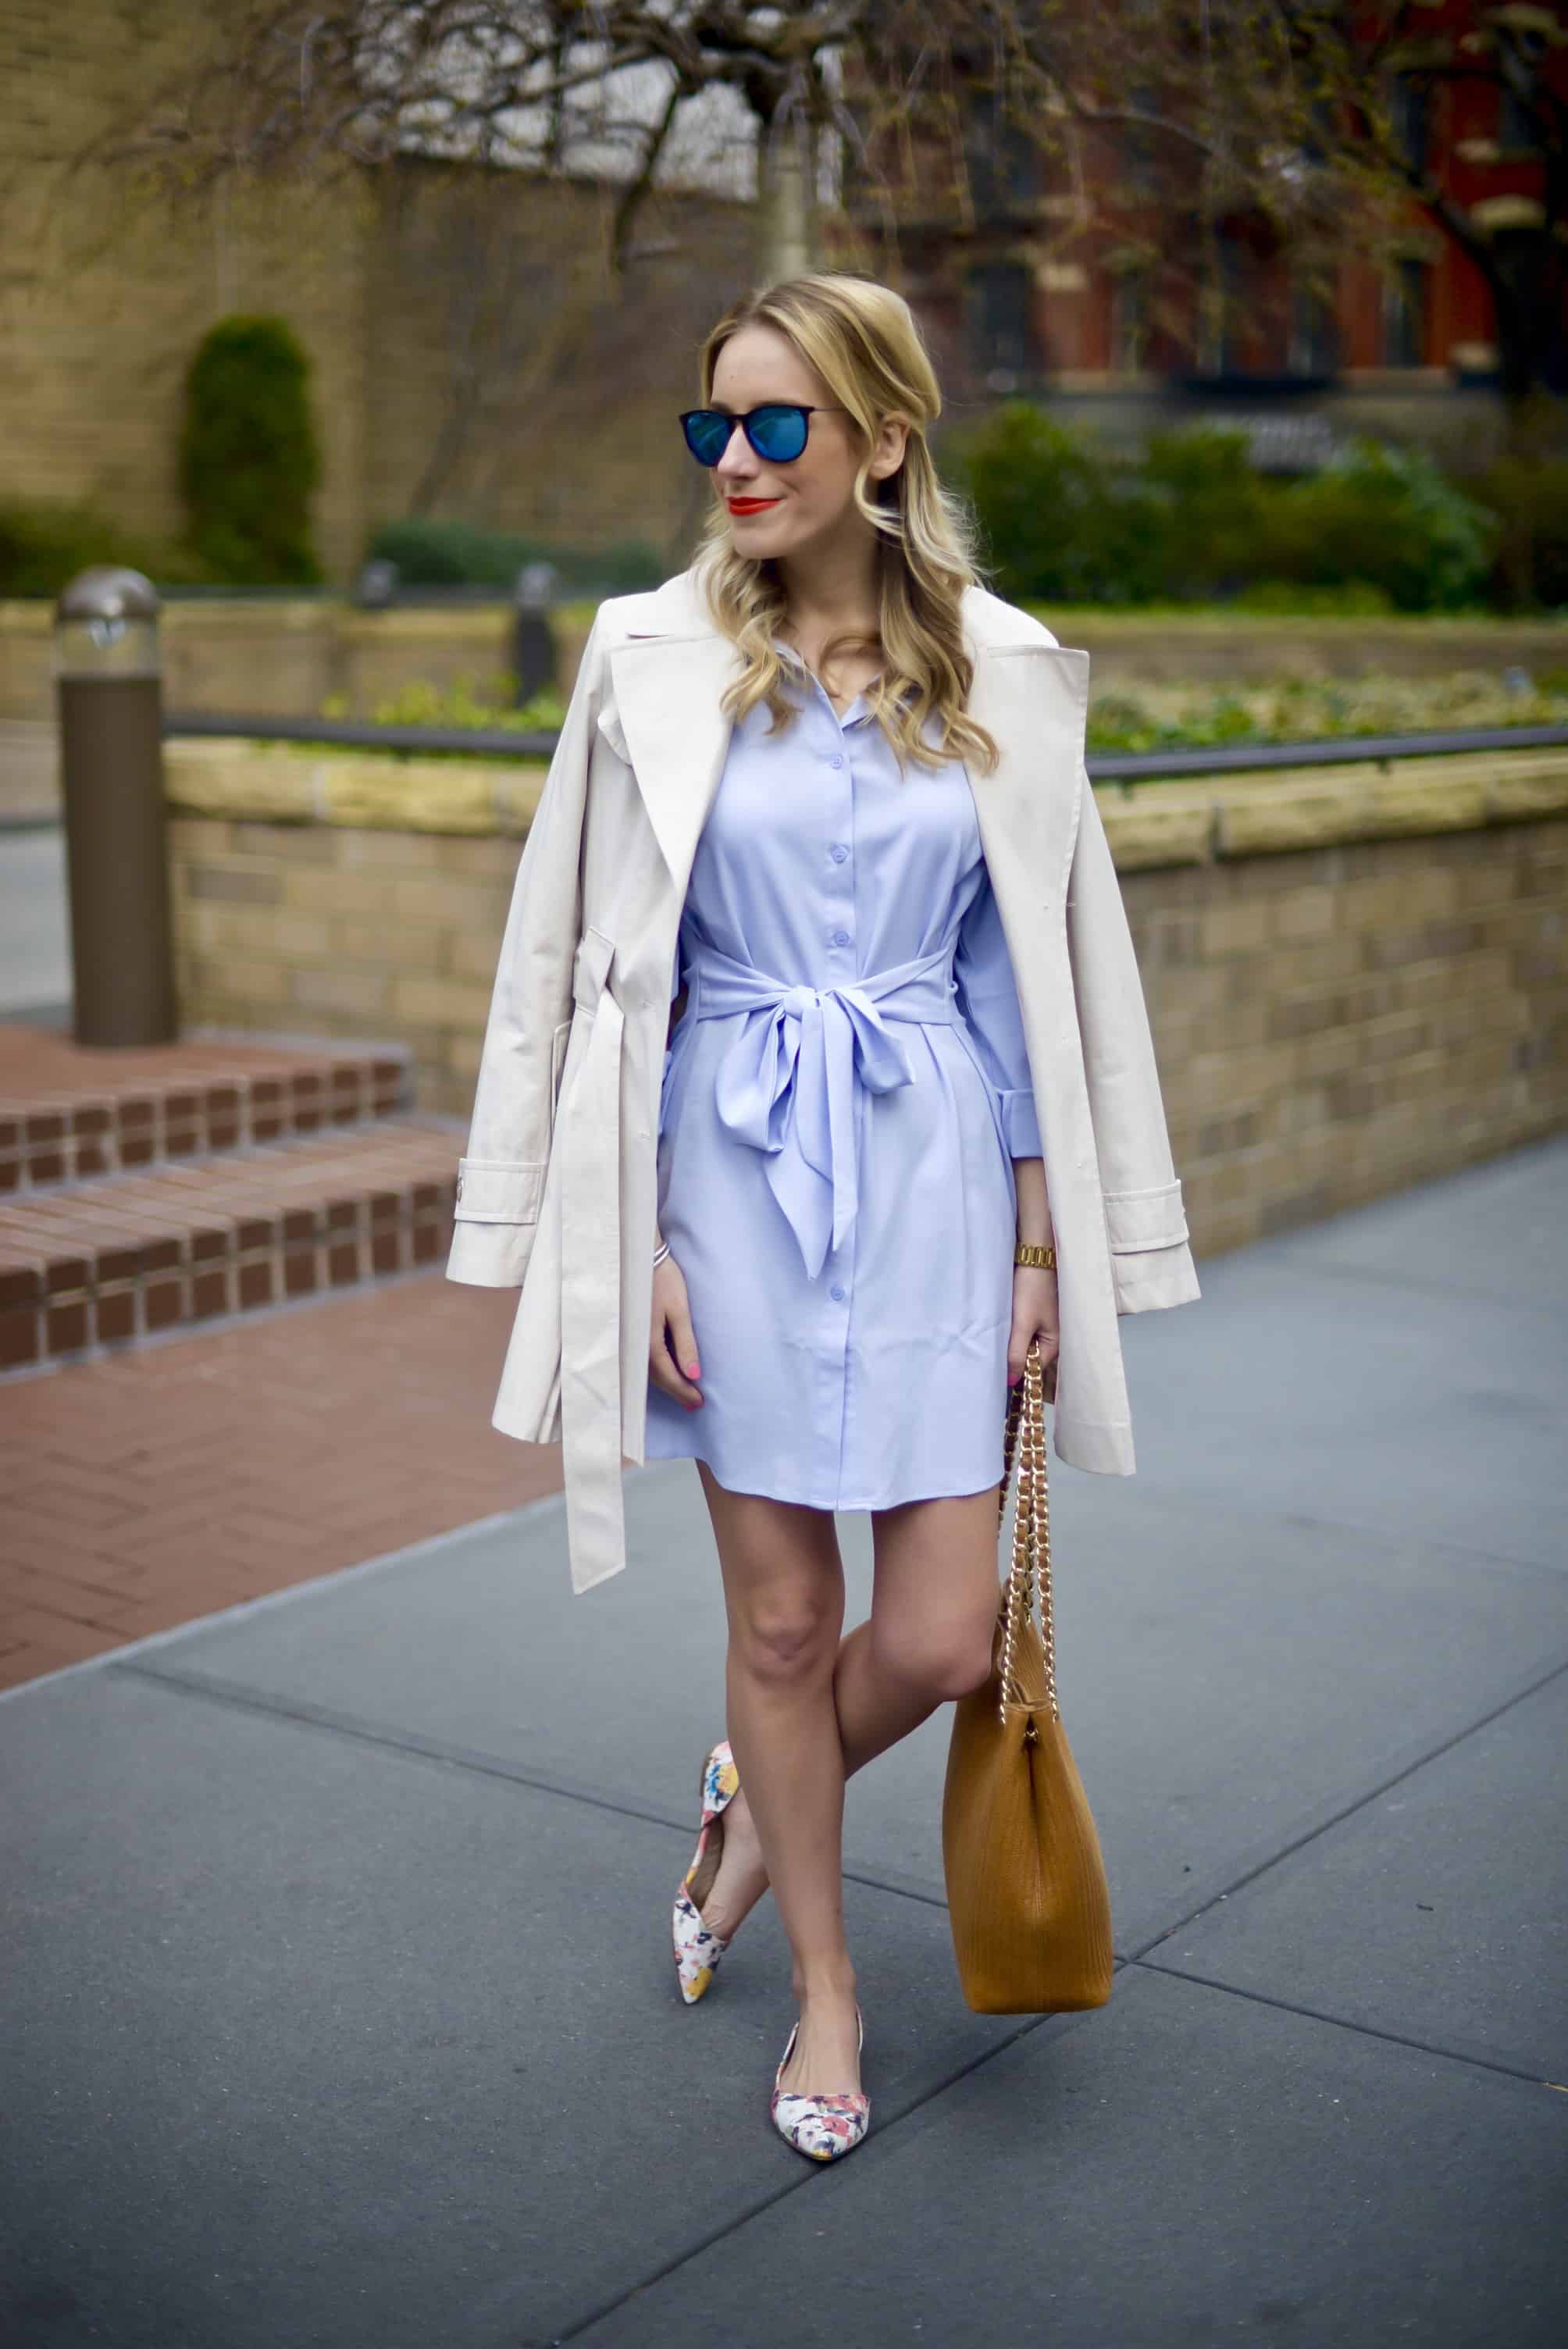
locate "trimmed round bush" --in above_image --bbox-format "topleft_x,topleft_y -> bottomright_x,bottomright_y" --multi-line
179,315 -> 323,585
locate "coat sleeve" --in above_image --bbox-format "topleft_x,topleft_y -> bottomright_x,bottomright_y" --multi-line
953,862 -> 1042,1160
445,609 -> 606,1288
1067,767 -> 1202,1316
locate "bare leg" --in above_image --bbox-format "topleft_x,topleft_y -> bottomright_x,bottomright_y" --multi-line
697,1463 -> 861,2094
694,1465 -> 1001,2097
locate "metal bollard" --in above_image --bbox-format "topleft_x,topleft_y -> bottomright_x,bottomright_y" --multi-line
356,557 -> 401,609
53,566 -> 177,1046
511,560 -> 561,708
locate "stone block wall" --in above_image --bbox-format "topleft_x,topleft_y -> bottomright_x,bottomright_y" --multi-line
0,603 -> 599,725
1124,823 -> 1562,1254
3,601 -> 1560,727
160,741 -> 1568,1259
1,0 -> 372,579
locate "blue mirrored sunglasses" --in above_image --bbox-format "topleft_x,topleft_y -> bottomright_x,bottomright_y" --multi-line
679,404 -> 846,466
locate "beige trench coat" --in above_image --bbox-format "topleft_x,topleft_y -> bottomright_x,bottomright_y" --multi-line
446,568 -> 1201,1594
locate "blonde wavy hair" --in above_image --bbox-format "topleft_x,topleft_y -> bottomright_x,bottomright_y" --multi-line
688,272 -> 1000,777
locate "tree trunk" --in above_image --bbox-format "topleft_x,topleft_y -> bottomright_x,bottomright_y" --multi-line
757,104 -> 816,280
1498,383 -> 1566,612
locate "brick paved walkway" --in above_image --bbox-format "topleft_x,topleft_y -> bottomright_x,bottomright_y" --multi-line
0,1273 -> 562,1691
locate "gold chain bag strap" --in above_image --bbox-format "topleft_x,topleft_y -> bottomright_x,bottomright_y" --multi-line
940,1335 -> 1114,2014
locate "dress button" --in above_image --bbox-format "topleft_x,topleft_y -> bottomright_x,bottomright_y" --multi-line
829,1284 -> 846,1302
831,928 -> 850,946
829,754 -> 844,769
830,843 -> 848,862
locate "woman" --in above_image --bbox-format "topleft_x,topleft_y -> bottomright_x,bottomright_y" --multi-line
446,271 -> 1200,2165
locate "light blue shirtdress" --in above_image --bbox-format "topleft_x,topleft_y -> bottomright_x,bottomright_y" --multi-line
642,644 -> 1043,1509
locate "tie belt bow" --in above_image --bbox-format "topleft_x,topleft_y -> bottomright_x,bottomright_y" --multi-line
683,937 -> 957,1278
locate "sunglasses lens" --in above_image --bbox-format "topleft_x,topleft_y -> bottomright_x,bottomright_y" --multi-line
748,406 -> 808,462
682,411 -> 733,466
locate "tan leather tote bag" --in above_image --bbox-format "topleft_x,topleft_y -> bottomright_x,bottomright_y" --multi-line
942,1337 -> 1115,2013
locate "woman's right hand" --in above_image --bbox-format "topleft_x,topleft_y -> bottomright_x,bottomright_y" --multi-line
650,1249 -> 703,1410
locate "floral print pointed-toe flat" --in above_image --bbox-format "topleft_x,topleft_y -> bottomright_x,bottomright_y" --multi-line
770,2003 -> 869,2162
672,1739 -> 742,2005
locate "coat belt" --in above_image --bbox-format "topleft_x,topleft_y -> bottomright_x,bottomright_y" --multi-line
558,926 -> 629,1594
684,937 -> 957,1279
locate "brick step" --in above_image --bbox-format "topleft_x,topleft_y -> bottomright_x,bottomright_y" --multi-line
0,1119 -> 463,1373
0,1024 -> 413,1192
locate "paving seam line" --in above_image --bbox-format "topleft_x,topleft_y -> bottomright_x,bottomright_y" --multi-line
547,1929 -> 1568,2347
105,1653 -> 952,1912
1126,1959 -> 1565,2090
114,1647 -> 1568,2085
539,2004 -> 1097,2348
0,1492 -> 568,1707
1127,1648 -> 1568,1960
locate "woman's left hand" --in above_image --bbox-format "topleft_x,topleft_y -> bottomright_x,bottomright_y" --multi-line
1008,1265 -> 1060,1404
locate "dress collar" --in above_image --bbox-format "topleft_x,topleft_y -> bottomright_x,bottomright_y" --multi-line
768,636 -> 879,728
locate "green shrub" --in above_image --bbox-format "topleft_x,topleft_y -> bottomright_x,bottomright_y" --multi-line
1467,457 -> 1568,612
1137,426 -> 1274,602
1267,438 -> 1497,612
949,406 -> 1506,612
365,519 -> 665,597
179,315 -> 323,584
944,405 -> 1130,602
0,495 -> 213,597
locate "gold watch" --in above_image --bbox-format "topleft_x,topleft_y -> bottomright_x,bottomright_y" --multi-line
1014,1241 -> 1057,1270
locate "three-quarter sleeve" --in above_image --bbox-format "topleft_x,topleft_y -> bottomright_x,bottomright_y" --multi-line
953,863 -> 1042,1160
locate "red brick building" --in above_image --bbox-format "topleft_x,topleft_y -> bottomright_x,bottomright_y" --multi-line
828,2 -> 1568,469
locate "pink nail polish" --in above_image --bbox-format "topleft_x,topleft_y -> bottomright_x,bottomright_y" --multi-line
686,1362 -> 700,1378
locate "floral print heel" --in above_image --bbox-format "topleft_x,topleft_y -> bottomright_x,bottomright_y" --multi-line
672,1739 -> 741,2005
771,2002 -> 869,2162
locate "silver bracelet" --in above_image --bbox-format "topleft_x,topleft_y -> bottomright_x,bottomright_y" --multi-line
652,1239 -> 671,1268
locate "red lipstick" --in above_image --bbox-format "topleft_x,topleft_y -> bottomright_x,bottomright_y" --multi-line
727,497 -> 782,514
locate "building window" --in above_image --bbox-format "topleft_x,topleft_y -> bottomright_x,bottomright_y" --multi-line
1288,278 -> 1338,376
1217,240 -> 1252,374
1301,91 -> 1338,168
965,262 -> 1039,387
1499,82 -> 1540,153
1110,270 -> 1150,373
1381,258 -> 1428,366
1389,73 -> 1430,176
1125,81 -> 1159,198
960,90 -> 1036,218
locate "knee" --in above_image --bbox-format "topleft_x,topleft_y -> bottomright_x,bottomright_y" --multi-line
734,1597 -> 841,1689
871,1620 -> 995,1705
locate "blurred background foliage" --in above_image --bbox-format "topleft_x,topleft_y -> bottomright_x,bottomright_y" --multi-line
0,496 -> 216,597
362,519 -> 665,599
319,673 -> 568,734
5,387 -> 1566,617
1078,667 -> 1568,757
943,412 -> 1568,617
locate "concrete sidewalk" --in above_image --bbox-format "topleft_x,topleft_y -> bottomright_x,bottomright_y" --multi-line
2,1135 -> 1566,2348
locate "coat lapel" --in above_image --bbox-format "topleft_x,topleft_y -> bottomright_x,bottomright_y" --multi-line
606,593 -> 1091,918
608,633 -> 739,892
